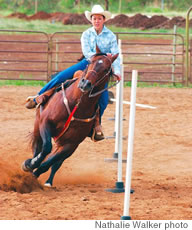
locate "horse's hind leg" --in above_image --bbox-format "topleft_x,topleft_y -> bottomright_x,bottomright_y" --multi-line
32,108 -> 43,158
23,122 -> 52,172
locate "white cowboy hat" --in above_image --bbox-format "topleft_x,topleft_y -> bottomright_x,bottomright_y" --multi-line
85,5 -> 112,22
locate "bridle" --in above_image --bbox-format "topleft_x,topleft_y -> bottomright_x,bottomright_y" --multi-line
81,54 -> 120,97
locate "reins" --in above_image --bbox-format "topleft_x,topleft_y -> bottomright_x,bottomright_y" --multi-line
89,71 -> 120,97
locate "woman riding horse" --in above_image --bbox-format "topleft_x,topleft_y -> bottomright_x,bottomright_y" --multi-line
25,4 -> 121,141
22,47 -> 119,187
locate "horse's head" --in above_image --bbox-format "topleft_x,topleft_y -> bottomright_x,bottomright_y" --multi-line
78,46 -> 119,94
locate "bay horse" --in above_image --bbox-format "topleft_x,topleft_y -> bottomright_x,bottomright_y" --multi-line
22,46 -> 119,187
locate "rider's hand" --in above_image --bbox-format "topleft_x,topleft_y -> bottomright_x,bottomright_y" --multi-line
106,53 -> 121,81
114,74 -> 121,81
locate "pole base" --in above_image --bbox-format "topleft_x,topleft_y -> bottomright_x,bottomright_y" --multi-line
113,152 -> 118,158
106,182 -> 135,194
106,182 -> 124,193
105,136 -> 115,139
121,216 -> 131,220
108,117 -> 115,121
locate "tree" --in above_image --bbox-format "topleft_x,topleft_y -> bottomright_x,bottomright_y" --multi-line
104,0 -> 109,10
74,0 -> 80,5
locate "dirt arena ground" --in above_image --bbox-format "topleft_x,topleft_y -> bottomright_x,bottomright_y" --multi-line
0,85 -> 192,220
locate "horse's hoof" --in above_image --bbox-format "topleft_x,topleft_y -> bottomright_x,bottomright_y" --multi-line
44,183 -> 52,187
21,159 -> 33,172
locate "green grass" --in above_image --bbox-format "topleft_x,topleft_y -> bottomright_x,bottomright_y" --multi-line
1,79 -> 191,89
0,79 -> 46,87
125,82 -> 192,88
0,17 -> 88,33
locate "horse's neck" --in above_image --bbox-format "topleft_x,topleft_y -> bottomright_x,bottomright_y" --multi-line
66,79 -> 102,117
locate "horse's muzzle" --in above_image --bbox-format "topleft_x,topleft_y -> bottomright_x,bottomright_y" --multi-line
78,78 -> 92,92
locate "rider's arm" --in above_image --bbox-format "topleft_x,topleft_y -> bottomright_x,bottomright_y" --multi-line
81,30 -> 95,61
110,35 -> 121,76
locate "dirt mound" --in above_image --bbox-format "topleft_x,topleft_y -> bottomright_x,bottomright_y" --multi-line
142,15 -> 169,29
5,11 -> 191,29
0,160 -> 43,193
155,16 -> 186,29
50,12 -> 69,22
126,13 -> 149,28
107,13 -> 149,28
106,14 -> 129,27
27,11 -> 52,20
112,14 -> 187,29
7,12 -> 28,19
62,13 -> 89,25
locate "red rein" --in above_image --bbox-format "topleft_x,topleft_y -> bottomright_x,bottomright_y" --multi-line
54,105 -> 78,142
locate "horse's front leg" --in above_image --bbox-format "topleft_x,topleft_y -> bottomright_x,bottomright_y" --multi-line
43,158 -> 64,187
23,122 -> 52,172
33,144 -> 78,186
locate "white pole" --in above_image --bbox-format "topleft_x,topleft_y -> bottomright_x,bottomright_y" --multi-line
110,98 -> 156,110
114,39 -> 122,158
106,39 -> 124,192
121,70 -> 138,220
114,76 -> 120,157
117,45 -> 124,183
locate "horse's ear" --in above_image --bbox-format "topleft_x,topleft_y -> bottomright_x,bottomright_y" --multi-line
111,53 -> 119,63
96,44 -> 101,53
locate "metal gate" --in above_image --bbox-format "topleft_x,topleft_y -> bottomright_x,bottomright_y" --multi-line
0,29 -> 49,81
117,31 -> 184,83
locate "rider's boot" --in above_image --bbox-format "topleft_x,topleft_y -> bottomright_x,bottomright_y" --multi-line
25,95 -> 38,109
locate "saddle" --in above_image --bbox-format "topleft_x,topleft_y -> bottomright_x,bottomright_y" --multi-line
36,70 -> 83,106
35,78 -> 78,106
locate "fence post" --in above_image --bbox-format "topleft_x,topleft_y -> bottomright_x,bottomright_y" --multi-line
55,39 -> 59,73
172,25 -> 177,84
190,39 -> 192,83
185,6 -> 192,86
35,0 -> 38,14
47,38 -> 53,82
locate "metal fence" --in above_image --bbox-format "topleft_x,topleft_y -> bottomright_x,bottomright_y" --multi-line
0,30 -> 49,81
0,29 -> 188,84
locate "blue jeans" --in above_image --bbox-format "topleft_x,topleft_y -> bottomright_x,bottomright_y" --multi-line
38,59 -> 108,118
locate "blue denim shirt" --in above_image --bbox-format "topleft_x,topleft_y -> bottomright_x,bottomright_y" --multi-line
81,25 -> 121,75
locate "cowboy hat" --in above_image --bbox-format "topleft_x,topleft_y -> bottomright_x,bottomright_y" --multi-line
85,5 -> 112,22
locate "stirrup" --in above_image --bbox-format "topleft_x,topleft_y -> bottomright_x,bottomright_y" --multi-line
91,126 -> 105,142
